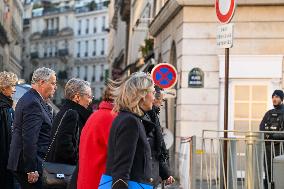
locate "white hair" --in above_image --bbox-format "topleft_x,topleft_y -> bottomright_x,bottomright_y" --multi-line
65,78 -> 91,100
31,67 -> 56,84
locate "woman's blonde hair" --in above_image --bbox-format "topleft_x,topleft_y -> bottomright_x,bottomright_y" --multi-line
113,72 -> 154,116
0,71 -> 18,92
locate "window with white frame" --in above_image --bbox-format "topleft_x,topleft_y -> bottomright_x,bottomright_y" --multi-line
44,42 -> 48,57
93,18 -> 97,33
233,84 -> 268,135
84,66 -> 88,81
92,65 -> 96,82
101,38 -> 105,55
77,66 -> 80,78
49,41 -> 53,56
102,16 -> 106,31
77,41 -> 81,57
78,20 -> 81,35
85,41 -> 88,57
93,40 -> 96,56
100,64 -> 104,81
55,41 -> 58,56
86,19 -> 89,34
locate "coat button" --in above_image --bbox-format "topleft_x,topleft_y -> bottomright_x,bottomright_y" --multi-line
149,178 -> 154,183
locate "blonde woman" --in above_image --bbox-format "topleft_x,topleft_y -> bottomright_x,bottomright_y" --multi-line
105,72 -> 155,189
0,71 -> 18,189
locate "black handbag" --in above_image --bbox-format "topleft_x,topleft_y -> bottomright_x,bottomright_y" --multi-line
42,110 -> 76,189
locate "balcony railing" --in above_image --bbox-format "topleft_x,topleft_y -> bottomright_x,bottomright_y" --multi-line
58,49 -> 69,56
42,6 -> 73,16
75,1 -> 110,13
42,29 -> 59,37
30,52 -> 39,59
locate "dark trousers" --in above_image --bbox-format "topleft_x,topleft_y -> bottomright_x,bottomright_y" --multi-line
13,172 -> 42,189
264,143 -> 281,189
0,168 -> 14,189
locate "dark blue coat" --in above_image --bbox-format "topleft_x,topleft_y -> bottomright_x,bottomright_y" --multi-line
0,93 -> 14,189
7,88 -> 53,173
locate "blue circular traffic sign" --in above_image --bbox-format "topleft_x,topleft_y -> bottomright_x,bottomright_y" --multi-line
151,63 -> 177,89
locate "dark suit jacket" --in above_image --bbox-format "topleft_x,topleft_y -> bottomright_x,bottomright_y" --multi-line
7,88 -> 53,173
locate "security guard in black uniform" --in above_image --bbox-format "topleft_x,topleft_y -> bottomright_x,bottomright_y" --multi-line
259,90 -> 284,189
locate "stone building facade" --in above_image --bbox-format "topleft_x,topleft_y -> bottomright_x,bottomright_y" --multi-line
149,0 -> 284,181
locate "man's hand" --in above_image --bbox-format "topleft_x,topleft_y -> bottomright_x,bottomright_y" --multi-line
165,176 -> 175,185
27,171 -> 39,183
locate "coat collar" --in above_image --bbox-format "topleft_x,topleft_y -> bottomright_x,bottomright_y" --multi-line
30,88 -> 53,121
98,101 -> 114,110
0,92 -> 13,108
63,99 -> 92,124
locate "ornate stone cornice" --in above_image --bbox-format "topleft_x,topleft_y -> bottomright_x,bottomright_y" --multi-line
149,0 -> 284,37
149,0 -> 181,37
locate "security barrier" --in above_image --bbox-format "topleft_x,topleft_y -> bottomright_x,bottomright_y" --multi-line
178,130 -> 284,189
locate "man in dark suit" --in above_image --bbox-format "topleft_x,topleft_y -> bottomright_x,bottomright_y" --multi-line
7,67 -> 57,189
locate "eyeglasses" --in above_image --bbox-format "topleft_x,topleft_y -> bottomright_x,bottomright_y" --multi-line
81,93 -> 94,100
132,72 -> 149,78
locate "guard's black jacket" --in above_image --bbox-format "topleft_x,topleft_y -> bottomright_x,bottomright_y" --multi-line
259,104 -> 284,140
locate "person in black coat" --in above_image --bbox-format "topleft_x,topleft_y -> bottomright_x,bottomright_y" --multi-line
7,67 -> 57,189
0,71 -> 18,189
106,72 -> 156,189
143,86 -> 174,187
46,78 -> 92,189
259,90 -> 284,189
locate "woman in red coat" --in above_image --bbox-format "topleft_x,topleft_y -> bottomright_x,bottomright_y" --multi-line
77,85 -> 117,189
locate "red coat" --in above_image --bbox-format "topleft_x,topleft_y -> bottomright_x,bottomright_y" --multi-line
77,101 -> 116,189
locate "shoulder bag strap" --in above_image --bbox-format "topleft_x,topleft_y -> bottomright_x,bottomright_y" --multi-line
44,109 -> 72,161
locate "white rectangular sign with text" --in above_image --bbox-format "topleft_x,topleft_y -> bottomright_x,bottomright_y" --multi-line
217,23 -> 234,48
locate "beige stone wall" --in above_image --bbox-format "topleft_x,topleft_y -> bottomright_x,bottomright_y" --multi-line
154,4 -> 284,139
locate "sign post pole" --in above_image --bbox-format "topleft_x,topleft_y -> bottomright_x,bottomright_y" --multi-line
224,48 -> 229,137
216,0 -> 236,188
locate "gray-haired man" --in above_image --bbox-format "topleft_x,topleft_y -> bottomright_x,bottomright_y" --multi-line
7,67 -> 57,189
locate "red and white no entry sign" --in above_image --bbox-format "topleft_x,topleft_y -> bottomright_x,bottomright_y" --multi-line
215,0 -> 236,24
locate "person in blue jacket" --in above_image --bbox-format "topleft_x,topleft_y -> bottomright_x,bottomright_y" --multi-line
0,71 -> 18,189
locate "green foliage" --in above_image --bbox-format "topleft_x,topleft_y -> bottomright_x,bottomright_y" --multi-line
32,3 -> 43,9
88,1 -> 97,11
139,38 -> 154,58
